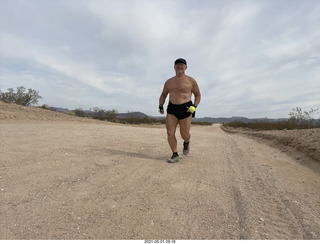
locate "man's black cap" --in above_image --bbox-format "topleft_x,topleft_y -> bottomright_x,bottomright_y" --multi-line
174,58 -> 187,65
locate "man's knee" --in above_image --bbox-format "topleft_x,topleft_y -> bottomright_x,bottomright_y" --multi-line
167,129 -> 175,137
180,131 -> 190,141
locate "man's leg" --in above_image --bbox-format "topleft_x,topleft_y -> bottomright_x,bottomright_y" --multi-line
166,114 -> 179,153
179,115 -> 192,142
179,115 -> 192,155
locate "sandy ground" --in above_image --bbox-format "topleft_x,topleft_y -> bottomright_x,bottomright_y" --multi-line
1,102 -> 320,240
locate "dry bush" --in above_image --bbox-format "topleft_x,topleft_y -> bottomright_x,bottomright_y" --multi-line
0,86 -> 42,106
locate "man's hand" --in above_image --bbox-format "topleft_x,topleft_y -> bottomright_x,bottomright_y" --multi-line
159,104 -> 164,114
187,105 -> 196,114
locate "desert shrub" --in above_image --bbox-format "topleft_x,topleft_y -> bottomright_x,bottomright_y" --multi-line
75,108 -> 85,117
118,117 -> 211,125
40,104 -> 49,110
192,121 -> 212,126
118,117 -> 166,124
90,107 -> 118,121
0,86 -> 42,106
105,109 -> 118,121
223,120 -> 291,130
90,107 -> 105,120
223,107 -> 320,130
288,107 -> 319,129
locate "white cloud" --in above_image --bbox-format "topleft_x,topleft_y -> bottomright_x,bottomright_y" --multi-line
0,32 -> 134,96
1,0 -> 319,118
263,40 -> 311,59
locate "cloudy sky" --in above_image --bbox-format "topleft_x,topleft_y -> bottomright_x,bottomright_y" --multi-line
1,0 -> 319,118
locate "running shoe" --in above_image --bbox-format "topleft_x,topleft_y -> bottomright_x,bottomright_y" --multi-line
183,141 -> 190,155
167,153 -> 179,163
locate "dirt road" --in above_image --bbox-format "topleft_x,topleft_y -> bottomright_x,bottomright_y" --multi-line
1,121 -> 319,239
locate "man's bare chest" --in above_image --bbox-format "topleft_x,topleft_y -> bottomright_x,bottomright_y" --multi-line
168,79 -> 192,93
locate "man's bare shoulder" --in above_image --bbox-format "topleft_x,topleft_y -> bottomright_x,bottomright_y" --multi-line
186,75 -> 197,83
165,76 -> 176,85
167,76 -> 176,81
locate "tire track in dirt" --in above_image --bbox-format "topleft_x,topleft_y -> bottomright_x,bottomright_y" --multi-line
220,131 -> 320,239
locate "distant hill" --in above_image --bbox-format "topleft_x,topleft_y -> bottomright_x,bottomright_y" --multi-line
48,107 -> 148,119
48,106 -> 69,113
116,112 -> 148,119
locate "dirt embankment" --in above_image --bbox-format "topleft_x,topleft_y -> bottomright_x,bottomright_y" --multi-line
221,126 -> 320,162
0,102 -> 95,122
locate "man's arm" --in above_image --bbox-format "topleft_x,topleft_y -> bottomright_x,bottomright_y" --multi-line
192,80 -> 201,107
159,81 -> 169,106
159,81 -> 169,114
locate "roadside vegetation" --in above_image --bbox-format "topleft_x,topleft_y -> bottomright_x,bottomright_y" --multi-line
75,107 -> 166,124
0,86 -> 210,125
1,86 -> 318,128
223,107 -> 320,130
73,107 -> 210,125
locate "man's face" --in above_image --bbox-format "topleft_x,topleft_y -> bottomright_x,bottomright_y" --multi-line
174,63 -> 187,74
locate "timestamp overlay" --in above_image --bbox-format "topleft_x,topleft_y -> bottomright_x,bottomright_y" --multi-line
144,241 -> 176,244
142,240 -> 229,244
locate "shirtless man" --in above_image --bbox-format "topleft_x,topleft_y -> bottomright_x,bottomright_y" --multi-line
159,58 -> 201,163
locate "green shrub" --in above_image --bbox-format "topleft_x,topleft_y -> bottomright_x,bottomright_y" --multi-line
0,86 -> 42,106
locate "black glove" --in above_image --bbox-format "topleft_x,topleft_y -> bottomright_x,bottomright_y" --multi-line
159,104 -> 164,114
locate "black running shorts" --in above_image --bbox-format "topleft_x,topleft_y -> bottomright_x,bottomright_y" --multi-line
167,101 -> 194,120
